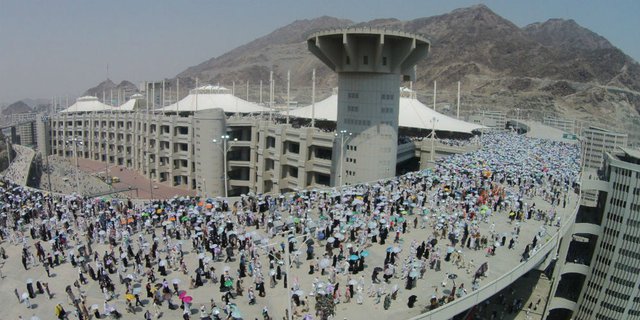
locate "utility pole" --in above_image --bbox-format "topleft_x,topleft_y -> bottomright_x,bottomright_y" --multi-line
457,81 -> 461,119
430,117 -> 438,162
286,70 -> 291,125
311,69 -> 316,128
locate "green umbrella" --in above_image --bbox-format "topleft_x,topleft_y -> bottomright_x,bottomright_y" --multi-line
141,212 -> 150,217
180,216 -> 189,222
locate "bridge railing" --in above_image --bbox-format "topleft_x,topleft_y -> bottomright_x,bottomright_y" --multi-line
408,199 -> 580,320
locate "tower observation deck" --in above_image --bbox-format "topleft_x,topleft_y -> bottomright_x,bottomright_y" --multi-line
307,28 -> 430,185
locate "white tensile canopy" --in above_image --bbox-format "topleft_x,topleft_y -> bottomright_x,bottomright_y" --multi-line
161,85 -> 271,114
60,96 -> 113,113
287,93 -> 484,134
117,93 -> 145,111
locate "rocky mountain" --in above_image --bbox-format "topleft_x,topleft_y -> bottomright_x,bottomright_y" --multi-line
88,5 -> 640,143
2,100 -> 33,116
83,79 -> 139,100
523,18 -> 613,51
177,16 -> 353,94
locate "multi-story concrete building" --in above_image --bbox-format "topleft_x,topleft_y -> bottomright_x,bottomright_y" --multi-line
49,88 -> 480,198
546,147 -> 640,320
580,126 -> 628,204
582,126 -> 628,172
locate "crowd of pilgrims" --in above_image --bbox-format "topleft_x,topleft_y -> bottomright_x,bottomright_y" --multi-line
0,132 -> 580,320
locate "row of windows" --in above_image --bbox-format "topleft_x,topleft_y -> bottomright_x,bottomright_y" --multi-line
615,262 -> 640,274
597,255 -> 611,265
610,197 -> 627,208
584,291 -> 598,304
345,157 -> 357,164
613,182 -> 630,193
345,170 -> 356,176
620,248 -> 640,260
381,107 -> 393,113
595,313 -> 617,320
344,118 -> 372,126
347,92 -> 359,99
593,268 -> 607,279
623,233 -> 640,244
381,94 -> 394,100
628,219 -> 640,228
347,105 -> 359,112
603,227 -> 620,238
611,275 -> 635,287
631,203 -> 640,213
600,241 -> 616,252
607,212 -> 623,224
614,167 -> 633,177
601,301 -> 625,313
346,145 -> 357,151
345,55 -> 388,66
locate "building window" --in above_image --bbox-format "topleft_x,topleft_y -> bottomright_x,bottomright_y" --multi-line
363,56 -> 368,65
346,56 -> 350,65
348,92 -> 359,99
382,57 -> 387,66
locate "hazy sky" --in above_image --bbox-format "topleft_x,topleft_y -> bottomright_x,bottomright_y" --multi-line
1,0 -> 639,105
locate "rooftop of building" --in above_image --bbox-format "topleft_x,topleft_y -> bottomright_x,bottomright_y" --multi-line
617,146 -> 640,165
585,125 -> 628,136
308,27 -> 429,43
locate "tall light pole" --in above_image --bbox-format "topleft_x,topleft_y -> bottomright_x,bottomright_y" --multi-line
335,129 -> 352,186
213,135 -> 237,198
4,137 -> 10,167
66,137 -> 82,195
41,116 -> 52,192
145,150 -> 154,200
430,117 -> 439,162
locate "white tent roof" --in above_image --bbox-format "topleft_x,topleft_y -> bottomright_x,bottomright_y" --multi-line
161,85 -> 271,114
287,93 -> 484,134
117,93 -> 144,111
60,96 -> 113,113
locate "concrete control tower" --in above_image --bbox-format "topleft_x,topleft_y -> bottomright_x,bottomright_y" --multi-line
307,28 -> 430,186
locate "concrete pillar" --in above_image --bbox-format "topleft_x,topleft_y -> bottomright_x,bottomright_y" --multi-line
307,28 -> 429,185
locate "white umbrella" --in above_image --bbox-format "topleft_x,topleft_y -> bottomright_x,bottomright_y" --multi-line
319,259 -> 330,269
